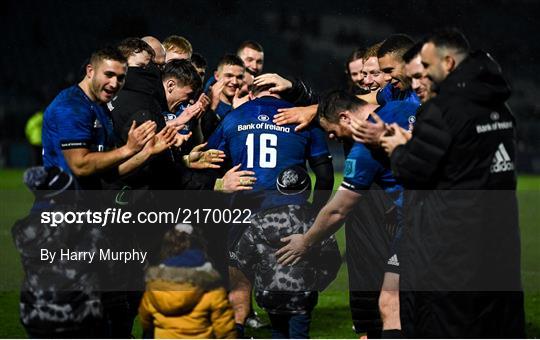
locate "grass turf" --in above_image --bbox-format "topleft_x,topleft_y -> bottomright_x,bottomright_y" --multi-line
0,169 -> 538,338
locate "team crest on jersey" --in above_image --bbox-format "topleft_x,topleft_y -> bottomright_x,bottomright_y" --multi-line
344,159 -> 356,178
165,113 -> 176,122
408,115 -> 416,132
93,119 -> 102,129
257,114 -> 270,122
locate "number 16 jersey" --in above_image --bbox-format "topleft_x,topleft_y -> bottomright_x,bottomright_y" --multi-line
207,96 -> 330,193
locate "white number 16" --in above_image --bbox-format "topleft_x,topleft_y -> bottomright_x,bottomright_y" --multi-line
246,133 -> 277,168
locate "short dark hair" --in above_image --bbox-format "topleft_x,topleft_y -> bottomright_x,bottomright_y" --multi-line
89,46 -> 127,66
217,54 -> 245,71
402,41 -> 425,63
190,52 -> 207,69
237,40 -> 264,54
162,59 -> 202,93
377,34 -> 415,59
317,90 -> 368,124
117,37 -> 155,60
426,27 -> 470,55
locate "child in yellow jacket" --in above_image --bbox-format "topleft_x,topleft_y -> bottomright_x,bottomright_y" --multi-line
139,224 -> 236,339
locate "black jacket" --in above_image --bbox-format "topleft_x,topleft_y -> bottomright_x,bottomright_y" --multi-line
109,66 -> 216,191
392,51 -> 522,293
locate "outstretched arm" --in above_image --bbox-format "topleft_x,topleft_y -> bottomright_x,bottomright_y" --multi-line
276,187 -> 360,265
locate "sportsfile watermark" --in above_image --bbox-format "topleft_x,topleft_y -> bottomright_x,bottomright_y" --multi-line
41,207 -> 253,227
1,189 -> 538,292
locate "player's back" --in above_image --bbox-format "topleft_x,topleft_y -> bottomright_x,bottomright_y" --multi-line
217,97 -> 326,190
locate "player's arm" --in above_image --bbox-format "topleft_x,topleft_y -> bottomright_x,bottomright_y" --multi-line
308,154 -> 334,211
276,186 -> 360,265
63,121 -> 156,177
308,126 -> 334,209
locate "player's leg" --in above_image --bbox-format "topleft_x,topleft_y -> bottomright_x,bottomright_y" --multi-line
379,272 -> 401,337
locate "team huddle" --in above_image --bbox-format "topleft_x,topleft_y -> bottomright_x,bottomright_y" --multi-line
12,28 -> 525,339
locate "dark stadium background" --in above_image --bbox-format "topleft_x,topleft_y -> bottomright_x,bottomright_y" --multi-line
1,0 -> 539,171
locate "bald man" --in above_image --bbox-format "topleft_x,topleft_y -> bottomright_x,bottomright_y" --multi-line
142,36 -> 166,67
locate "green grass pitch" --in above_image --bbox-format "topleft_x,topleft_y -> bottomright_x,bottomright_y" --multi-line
0,169 -> 538,338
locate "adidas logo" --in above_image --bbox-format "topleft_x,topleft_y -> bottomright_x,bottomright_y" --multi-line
387,254 -> 400,266
490,143 -> 514,173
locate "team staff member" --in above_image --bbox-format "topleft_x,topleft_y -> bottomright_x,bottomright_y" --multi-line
381,28 -> 525,338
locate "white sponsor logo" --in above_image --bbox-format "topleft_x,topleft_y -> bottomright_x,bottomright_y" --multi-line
387,254 -> 400,266
490,143 -> 514,173
476,120 -> 512,134
258,114 -> 270,122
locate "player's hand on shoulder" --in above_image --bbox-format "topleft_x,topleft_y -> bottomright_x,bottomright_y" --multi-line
274,105 -> 317,132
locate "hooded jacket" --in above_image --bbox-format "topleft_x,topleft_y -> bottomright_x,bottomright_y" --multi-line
108,66 -> 217,191
138,249 -> 236,339
390,51 -> 524,337
234,204 -> 341,314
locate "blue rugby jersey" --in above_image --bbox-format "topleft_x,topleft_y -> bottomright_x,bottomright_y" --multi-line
214,101 -> 232,120
342,101 -> 419,207
42,85 -> 113,188
377,84 -> 420,107
207,96 -> 330,209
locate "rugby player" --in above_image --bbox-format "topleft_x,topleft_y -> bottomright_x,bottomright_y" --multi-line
206,83 -> 334,336
377,34 -> 420,106
346,47 -> 370,95
117,37 -> 155,68
163,35 -> 193,62
141,36 -> 166,68
237,40 -> 264,76
265,41 -> 390,133
402,41 -> 435,104
42,46 -> 176,190
276,90 -> 417,338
